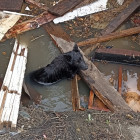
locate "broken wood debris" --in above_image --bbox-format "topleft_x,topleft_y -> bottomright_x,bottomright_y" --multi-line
48,0 -> 82,16
1,0 -> 84,42
0,0 -> 23,12
101,0 -> 140,35
94,48 -> 140,65
53,0 -> 108,24
0,39 -> 28,128
44,22 -> 131,112
78,26 -> 140,47
1,11 -> 56,42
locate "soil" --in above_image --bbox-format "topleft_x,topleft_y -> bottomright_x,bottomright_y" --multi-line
0,0 -> 140,140
0,105 -> 140,140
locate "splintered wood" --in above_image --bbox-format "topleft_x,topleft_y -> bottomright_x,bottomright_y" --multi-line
0,39 -> 28,128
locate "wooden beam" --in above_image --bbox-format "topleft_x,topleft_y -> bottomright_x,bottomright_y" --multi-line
94,48 -> 140,65
100,0 -> 140,35
44,22 -> 131,112
0,39 -> 28,128
48,0 -> 82,16
77,26 -> 140,47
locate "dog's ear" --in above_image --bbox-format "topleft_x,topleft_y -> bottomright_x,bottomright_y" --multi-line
73,44 -> 79,52
64,54 -> 73,64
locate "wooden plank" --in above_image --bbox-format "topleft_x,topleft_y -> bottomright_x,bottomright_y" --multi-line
53,0 -> 108,24
48,0 -> 82,16
0,39 -> 28,129
77,26 -> 140,47
101,0 -> 140,35
94,48 -> 140,65
0,0 -> 23,12
71,75 -> 81,111
44,22 -> 131,112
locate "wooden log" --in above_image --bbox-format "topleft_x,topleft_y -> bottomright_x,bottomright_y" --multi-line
77,26 -> 140,47
48,0 -> 82,16
0,0 -> 23,12
118,66 -> 122,94
44,22 -> 131,112
94,48 -> 140,65
71,75 -> 81,111
25,0 -> 48,11
100,0 -> 140,35
0,39 -> 28,129
0,14 -> 21,40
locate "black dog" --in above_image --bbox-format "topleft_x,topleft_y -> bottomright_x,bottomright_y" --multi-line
31,44 -> 88,85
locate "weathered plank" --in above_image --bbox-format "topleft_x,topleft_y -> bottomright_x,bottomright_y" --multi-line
48,0 -> 82,16
94,48 -> 140,65
0,39 -> 28,129
0,0 -> 23,11
44,22 -> 131,112
78,26 -> 140,46
101,0 -> 140,35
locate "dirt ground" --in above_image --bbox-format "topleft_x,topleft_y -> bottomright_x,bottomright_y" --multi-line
0,0 -> 140,139
0,105 -> 139,140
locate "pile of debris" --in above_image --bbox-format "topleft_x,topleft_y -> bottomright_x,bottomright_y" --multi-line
0,0 -> 140,130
